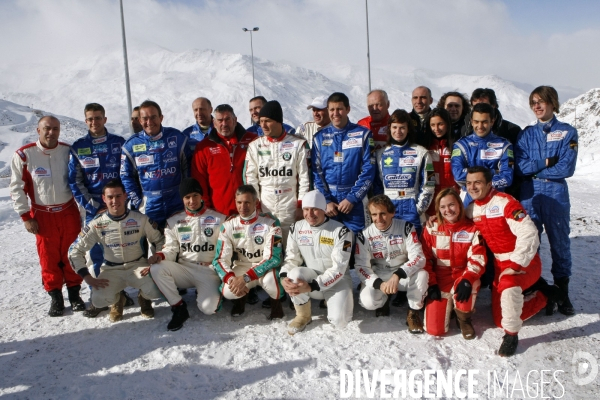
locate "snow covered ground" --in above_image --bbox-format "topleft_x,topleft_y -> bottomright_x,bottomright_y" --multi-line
0,90 -> 599,398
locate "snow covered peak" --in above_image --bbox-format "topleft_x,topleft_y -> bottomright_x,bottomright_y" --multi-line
557,88 -> 600,175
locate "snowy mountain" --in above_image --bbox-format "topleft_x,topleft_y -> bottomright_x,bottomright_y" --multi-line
1,47 -> 538,131
557,88 -> 600,176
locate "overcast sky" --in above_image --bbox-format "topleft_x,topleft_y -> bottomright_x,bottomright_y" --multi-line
1,0 -> 598,92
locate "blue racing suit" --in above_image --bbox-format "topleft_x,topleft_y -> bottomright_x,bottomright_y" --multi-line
451,132 -> 514,205
515,116 -> 578,279
182,121 -> 214,152
312,121 -> 375,233
120,127 -> 192,228
68,130 -> 125,275
373,142 -> 435,234
247,122 -> 296,136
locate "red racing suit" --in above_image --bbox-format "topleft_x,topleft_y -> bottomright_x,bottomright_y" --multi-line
191,124 -> 257,216
358,114 -> 390,152
466,189 -> 546,334
10,141 -> 83,291
426,137 -> 459,215
421,219 -> 486,335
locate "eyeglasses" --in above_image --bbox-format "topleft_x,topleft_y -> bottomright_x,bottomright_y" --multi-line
140,115 -> 160,122
531,100 -> 546,107
85,116 -> 104,123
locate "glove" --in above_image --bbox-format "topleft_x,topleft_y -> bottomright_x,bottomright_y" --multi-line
546,156 -> 559,168
454,279 -> 472,302
427,284 -> 441,301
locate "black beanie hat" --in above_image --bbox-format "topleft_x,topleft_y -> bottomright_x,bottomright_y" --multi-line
179,177 -> 203,198
258,100 -> 283,124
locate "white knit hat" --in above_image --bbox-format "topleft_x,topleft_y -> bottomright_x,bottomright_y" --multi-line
302,190 -> 327,211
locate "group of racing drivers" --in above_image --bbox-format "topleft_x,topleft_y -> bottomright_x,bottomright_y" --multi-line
9,84 -> 578,357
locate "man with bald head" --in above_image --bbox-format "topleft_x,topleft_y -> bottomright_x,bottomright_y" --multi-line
10,116 -> 86,317
409,86 -> 434,145
358,89 -> 391,151
183,97 -> 214,150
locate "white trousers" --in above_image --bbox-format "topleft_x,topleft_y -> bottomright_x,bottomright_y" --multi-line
221,263 -> 281,300
359,269 -> 429,311
287,267 -> 354,329
150,260 -> 221,315
92,260 -> 162,308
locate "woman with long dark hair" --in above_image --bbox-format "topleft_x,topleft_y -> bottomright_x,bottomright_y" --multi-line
423,108 -> 459,216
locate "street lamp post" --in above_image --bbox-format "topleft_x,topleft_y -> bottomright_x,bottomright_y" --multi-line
365,0 -> 372,92
119,0 -> 134,135
242,27 -> 259,97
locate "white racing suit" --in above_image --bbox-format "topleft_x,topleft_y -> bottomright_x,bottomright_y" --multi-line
212,212 -> 284,300
280,218 -> 354,328
355,218 -> 428,311
244,132 -> 311,248
69,210 -> 164,308
151,206 -> 226,314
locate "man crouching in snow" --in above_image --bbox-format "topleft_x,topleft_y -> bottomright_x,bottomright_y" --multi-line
280,190 -> 355,334
149,178 -> 225,331
354,195 -> 429,333
465,166 -> 563,357
68,179 -> 164,322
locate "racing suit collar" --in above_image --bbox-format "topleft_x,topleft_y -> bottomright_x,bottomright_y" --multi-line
474,188 -> 497,207
88,128 -> 109,141
537,115 -> 557,131
376,220 -> 394,234
144,128 -> 164,141
308,216 -> 330,230
265,131 -> 287,142
239,210 -> 259,224
185,202 -> 206,217
106,209 -> 130,221
36,140 -> 59,152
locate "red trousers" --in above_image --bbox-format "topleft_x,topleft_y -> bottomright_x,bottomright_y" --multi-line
32,202 -> 83,291
425,279 -> 480,336
491,254 -> 547,334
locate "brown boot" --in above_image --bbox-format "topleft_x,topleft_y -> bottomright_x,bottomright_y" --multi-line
268,298 -> 284,320
288,301 -> 312,335
406,308 -> 424,334
109,292 -> 126,322
231,295 -> 247,317
455,309 -> 476,340
138,292 -> 154,318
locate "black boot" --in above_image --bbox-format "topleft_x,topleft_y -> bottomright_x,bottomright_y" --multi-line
167,301 -> 189,331
231,295 -> 247,317
555,277 -> 575,315
67,285 -> 86,312
375,296 -> 391,317
391,291 -> 407,307
246,288 -> 259,305
48,289 -> 65,317
498,334 -> 519,357
267,298 -> 284,320
263,292 -> 287,308
123,290 -> 135,307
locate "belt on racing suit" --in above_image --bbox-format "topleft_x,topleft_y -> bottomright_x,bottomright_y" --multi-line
328,184 -> 354,192
383,188 -> 414,200
32,198 -> 76,213
105,255 -> 145,266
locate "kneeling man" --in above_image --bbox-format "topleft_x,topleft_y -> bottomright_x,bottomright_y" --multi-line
355,195 -> 428,333
149,178 -> 225,331
212,185 -> 285,318
69,179 -> 164,322
465,166 -> 559,356
281,190 -> 355,334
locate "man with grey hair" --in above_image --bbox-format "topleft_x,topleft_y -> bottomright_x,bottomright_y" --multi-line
10,115 -> 85,317
358,89 -> 391,151
212,184 -> 285,318
296,95 -> 331,148
182,97 -> 214,150
281,190 -> 355,334
409,86 -> 434,145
